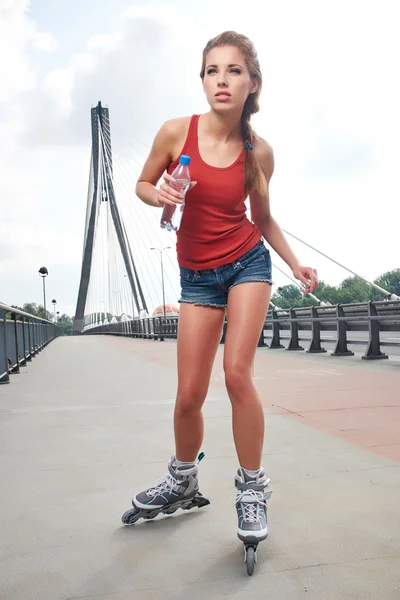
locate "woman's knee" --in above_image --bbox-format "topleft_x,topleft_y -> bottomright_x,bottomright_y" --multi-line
224,363 -> 252,397
175,386 -> 206,417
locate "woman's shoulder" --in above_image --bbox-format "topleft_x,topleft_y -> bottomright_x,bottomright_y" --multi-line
158,115 -> 194,140
157,116 -> 196,163
253,135 -> 273,160
253,135 -> 274,179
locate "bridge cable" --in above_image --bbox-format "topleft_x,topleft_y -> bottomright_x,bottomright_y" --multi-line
282,229 -> 399,300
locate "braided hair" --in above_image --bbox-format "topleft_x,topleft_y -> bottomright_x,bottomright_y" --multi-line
200,31 -> 267,197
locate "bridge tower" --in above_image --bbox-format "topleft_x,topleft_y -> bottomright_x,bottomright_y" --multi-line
73,101 -> 148,333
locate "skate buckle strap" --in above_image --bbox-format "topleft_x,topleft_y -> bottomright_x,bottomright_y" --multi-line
236,481 -> 266,492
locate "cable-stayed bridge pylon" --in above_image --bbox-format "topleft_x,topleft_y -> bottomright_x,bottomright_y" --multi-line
73,101 -> 148,333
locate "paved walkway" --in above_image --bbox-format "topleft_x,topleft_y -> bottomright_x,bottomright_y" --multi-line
0,336 -> 399,600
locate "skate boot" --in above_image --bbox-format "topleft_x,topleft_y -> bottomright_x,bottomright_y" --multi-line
234,466 -> 272,575
122,453 -> 210,525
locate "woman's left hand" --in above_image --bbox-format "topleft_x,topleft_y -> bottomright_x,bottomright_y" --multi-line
292,266 -> 319,295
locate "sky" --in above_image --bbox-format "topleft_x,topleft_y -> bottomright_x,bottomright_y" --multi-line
1,0 -> 399,319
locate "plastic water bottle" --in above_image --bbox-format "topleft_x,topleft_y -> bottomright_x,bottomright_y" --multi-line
160,155 -> 191,231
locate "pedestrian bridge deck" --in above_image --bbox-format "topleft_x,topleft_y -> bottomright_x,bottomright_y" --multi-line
1,336 -> 399,599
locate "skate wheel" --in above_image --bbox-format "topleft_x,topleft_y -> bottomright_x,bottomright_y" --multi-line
163,506 -> 178,515
121,507 -> 141,526
245,546 -> 256,576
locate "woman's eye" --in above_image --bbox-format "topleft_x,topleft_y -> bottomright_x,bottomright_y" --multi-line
206,67 -> 241,75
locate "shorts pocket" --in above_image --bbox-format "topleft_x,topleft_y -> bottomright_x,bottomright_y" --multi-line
179,267 -> 201,282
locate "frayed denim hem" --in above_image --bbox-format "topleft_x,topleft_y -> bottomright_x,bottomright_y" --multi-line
178,299 -> 226,309
229,278 -> 273,291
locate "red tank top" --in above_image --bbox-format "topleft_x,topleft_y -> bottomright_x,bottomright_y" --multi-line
167,114 -> 261,270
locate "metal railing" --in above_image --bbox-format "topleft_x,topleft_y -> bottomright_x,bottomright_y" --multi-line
81,299 -> 400,361
0,302 -> 63,384
260,298 -> 400,360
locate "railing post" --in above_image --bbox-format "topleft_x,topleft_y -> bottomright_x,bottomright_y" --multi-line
362,302 -> 388,360
31,322 -> 35,355
21,317 -> 28,364
11,313 -> 21,374
0,309 -> 10,384
36,322 -> 41,351
331,304 -> 354,356
37,322 -> 42,350
286,308 -> 304,351
153,317 -> 159,341
32,322 -> 38,355
26,318 -> 33,361
258,322 -> 267,347
149,317 -> 154,340
159,317 -> 165,342
269,309 -> 284,349
220,318 -> 228,344
30,321 -> 36,357
307,306 -> 327,353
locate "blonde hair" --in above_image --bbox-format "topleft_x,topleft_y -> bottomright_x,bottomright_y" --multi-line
200,31 -> 267,196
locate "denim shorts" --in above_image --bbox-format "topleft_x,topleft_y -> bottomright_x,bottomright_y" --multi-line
179,239 -> 272,308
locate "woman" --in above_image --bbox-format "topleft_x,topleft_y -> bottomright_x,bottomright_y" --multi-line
122,31 -> 318,545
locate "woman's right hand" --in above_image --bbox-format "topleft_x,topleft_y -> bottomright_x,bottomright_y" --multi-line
156,173 -> 197,207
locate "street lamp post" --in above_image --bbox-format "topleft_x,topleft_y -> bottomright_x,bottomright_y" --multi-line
150,246 -> 171,318
38,267 -> 48,319
52,299 -> 57,321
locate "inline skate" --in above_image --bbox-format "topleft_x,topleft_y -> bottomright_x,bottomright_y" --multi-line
234,467 -> 272,575
122,453 -> 209,525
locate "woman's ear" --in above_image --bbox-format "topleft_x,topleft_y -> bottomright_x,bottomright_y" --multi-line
249,80 -> 259,94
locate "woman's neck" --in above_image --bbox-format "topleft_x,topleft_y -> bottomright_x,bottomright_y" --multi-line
200,110 -> 242,144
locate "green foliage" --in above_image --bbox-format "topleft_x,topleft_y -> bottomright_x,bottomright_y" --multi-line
375,269 -> 400,297
56,314 -> 73,336
7,302 -> 53,320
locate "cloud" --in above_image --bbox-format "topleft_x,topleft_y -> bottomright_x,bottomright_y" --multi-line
18,4 -> 202,148
0,0 -> 56,105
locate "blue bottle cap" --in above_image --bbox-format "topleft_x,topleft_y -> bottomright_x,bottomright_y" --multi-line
179,155 -> 191,165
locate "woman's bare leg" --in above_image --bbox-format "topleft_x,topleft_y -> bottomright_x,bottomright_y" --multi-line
174,303 -> 225,461
223,283 -> 272,469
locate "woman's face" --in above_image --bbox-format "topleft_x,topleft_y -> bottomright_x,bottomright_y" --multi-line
202,45 -> 258,113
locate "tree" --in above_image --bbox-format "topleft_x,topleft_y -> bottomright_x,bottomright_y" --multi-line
337,276 -> 372,304
375,269 -> 400,297
56,314 -> 73,336
310,281 -> 339,305
271,269 -> 399,308
20,302 -> 41,317
5,302 -> 60,323
272,284 -> 303,308
14,303 -> 53,320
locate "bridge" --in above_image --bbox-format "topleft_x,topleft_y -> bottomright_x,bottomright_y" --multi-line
1,102 -> 399,599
